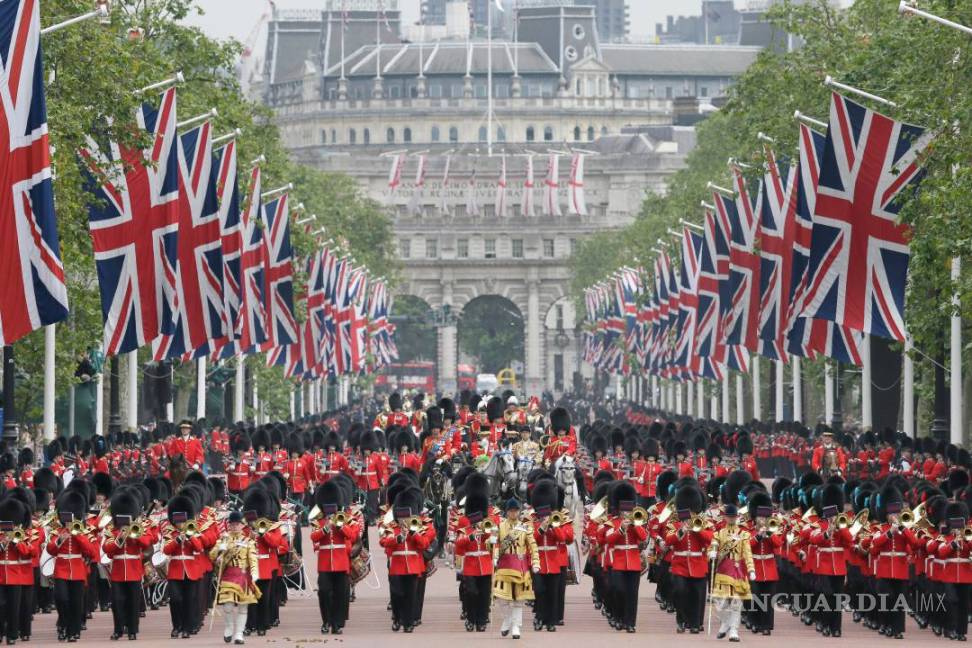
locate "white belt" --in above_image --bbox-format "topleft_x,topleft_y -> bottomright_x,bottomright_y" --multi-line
256,554 -> 271,560
360,471 -> 377,476
818,547 -> 844,553
393,550 -> 418,556
943,557 -> 967,564
318,544 -> 345,550
538,546 -> 558,552
878,552 -> 907,557
170,556 -> 195,561
113,554 -> 141,560
466,551 -> 490,557
0,560 -> 30,566
674,551 -> 703,557
753,554 -> 775,560
615,544 -> 639,550
57,554 -> 82,560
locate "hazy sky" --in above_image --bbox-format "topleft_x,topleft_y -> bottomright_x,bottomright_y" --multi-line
182,0 -> 706,44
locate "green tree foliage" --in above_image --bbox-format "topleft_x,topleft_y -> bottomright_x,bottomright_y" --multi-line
458,297 -> 524,374
391,296 -> 436,364
12,1 -> 397,424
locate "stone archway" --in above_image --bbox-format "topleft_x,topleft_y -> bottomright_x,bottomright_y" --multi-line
456,295 -> 525,382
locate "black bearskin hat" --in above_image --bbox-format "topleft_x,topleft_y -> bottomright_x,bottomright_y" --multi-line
642,438 -> 659,459
166,495 -> 196,525
530,479 -> 558,512
315,481 -> 344,511
656,470 -> 678,501
736,435 -> 753,456
549,407 -> 570,434
392,487 -> 424,518
251,428 -> 271,451
109,491 -> 142,521
675,485 -> 705,515
464,492 -> 489,520
388,392 -> 403,411
92,473 -> 113,499
820,483 -> 845,517
0,498 -> 28,527
18,448 -> 33,468
55,490 -> 86,520
608,480 -> 637,514
485,397 -> 504,422
426,406 -> 444,431
33,467 -> 59,496
722,470 -> 752,506
438,398 -> 457,422
359,430 -> 378,453
242,487 -> 275,521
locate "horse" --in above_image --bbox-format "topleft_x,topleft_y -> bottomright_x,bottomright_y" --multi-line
480,449 -> 517,501
167,453 -> 190,491
554,454 -> 585,516
514,455 -> 536,501
421,459 -> 453,557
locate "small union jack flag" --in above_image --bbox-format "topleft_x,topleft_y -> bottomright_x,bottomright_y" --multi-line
0,0 -> 68,346
237,167 -> 267,352
261,193 -> 298,349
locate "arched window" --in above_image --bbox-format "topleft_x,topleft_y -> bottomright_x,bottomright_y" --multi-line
431,126 -> 441,142
478,126 -> 488,142
526,126 -> 535,142
363,128 -> 371,144
543,126 -> 554,141
573,126 -> 581,141
587,126 -> 595,141
403,127 -> 412,143
349,128 -> 357,144
449,126 -> 459,143
386,127 -> 395,143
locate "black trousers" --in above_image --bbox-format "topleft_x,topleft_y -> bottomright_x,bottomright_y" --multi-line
555,569 -> 567,623
533,572 -> 559,626
749,580 -> 776,630
610,570 -> 640,627
111,581 -> 141,635
53,579 -> 84,637
248,578 -> 272,631
878,578 -> 908,635
317,572 -> 349,629
416,573 -> 427,621
820,575 -> 844,634
20,580 -> 34,637
0,584 -> 24,641
168,579 -> 198,633
949,584 -> 970,638
462,575 -> 491,626
674,575 -> 706,630
388,575 -> 419,627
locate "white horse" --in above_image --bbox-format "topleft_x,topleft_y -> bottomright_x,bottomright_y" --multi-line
481,449 -> 517,501
554,454 -> 582,515
514,455 -> 536,501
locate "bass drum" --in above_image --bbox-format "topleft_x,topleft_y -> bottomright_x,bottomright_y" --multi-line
40,548 -> 54,578
565,540 -> 581,585
349,547 -> 371,585
151,550 -> 168,571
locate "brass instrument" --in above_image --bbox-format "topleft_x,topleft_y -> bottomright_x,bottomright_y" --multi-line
307,505 -> 322,522
549,511 -> 567,528
478,518 -> 496,535
4,528 -> 26,544
801,507 -> 817,522
689,514 -> 706,533
656,497 -> 676,524
330,512 -> 349,528
69,520 -> 86,536
183,520 -> 199,537
539,434 -> 551,450
963,527 -> 972,543
899,507 -> 915,528
835,512 -> 852,530
589,497 -> 609,524
402,515 -> 424,534
766,517 -> 783,534
849,509 -> 869,538
627,507 -> 649,527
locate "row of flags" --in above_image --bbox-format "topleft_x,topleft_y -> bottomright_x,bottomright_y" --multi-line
584,91 -> 933,381
0,1 -> 395,382
387,152 -> 587,217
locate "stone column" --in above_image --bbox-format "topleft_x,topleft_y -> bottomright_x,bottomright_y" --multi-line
438,281 -> 458,394
526,280 -> 543,395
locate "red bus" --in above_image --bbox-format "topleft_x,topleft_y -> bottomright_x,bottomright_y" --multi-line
457,364 -> 477,392
375,361 -> 436,394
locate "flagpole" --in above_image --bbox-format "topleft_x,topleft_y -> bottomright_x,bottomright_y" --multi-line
43,326 -> 56,441
735,374 -> 744,425
711,380 -> 719,420
752,355 -> 761,421
127,351 -> 138,430
165,362 -> 174,422
775,360 -> 784,421
687,381 -> 694,418
792,356 -> 802,423
487,0 -> 493,157
196,358 -> 206,420
675,383 -> 682,416
234,357 -> 244,422
903,339 -> 914,437
96,369 -> 104,435
951,257 -> 962,444
697,380 -> 705,418
721,374 -> 730,424
861,335 -> 872,429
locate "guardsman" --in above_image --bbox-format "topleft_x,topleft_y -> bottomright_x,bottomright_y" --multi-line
210,511 -> 260,645
673,442 -> 692,478
0,497 -> 35,645
310,482 -> 360,635
454,492 -> 494,632
170,420 -> 205,471
737,436 -> 760,481
243,488 -> 288,637
632,439 -> 663,508
319,431 -> 349,482
163,494 -> 205,639
599,481 -> 645,633
355,431 -> 384,529
47,490 -> 98,642
745,492 -> 782,635
393,428 -> 423,473
665,485 -> 712,634
542,408 -> 575,467
283,434 -> 313,506
17,450 -> 33,489
226,433 -> 254,496
807,483 -> 852,637
250,429 -> 273,480
932,502 -> 972,641
380,487 -> 434,633
810,430 -> 846,477
868,485 -> 920,639
420,407 -> 452,464
103,491 -> 153,640
707,504 -> 756,643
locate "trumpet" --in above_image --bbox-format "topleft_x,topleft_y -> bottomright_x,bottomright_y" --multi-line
899,508 -> 915,528
402,515 -> 424,534
549,511 -> 567,528
183,520 -> 199,538
963,527 -> 972,543
835,512 -> 852,530
627,507 -> 649,527
330,512 -> 349,528
69,520 -> 87,536
478,518 -> 497,534
765,517 -> 783,534
3,528 -> 26,544
689,514 -> 707,533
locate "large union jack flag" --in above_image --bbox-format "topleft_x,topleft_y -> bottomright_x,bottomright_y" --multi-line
0,0 -> 68,346
204,140 -> 242,359
261,193 -> 298,349
723,166 -> 761,354
237,167 -> 267,352
153,121 -> 225,360
755,146 -> 795,361
83,87 -> 180,355
800,92 -> 933,343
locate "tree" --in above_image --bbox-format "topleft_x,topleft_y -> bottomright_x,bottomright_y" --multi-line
458,297 -> 524,374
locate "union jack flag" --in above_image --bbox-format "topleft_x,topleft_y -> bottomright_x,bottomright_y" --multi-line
673,228 -> 704,379
83,87 -> 180,356
209,140 -> 242,358
0,0 -> 68,346
368,279 -> 396,368
237,167 -> 267,352
755,146 -> 795,361
261,193 -> 298,348
723,166 -> 761,354
153,121 -> 225,360
303,250 -> 326,375
800,92 -> 933,343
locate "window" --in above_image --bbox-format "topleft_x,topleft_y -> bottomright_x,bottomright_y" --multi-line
569,238 -> 577,255
363,128 -> 371,144
512,239 -> 523,258
399,239 -> 411,259
425,239 -> 438,258
475,84 -> 487,98
331,128 -> 337,143
349,128 -> 357,144
701,86 -> 708,98
573,126 -> 581,141
497,127 -> 506,142
479,126 -> 488,142
449,126 -> 459,143
665,86 -> 673,99
386,127 -> 395,143
320,129 -> 327,144
457,238 -> 469,258
587,126 -> 595,141
576,78 -> 582,95
601,126 -> 608,135
484,238 -> 496,259
526,126 -> 535,142
390,85 -> 401,98
430,84 -> 443,98
496,84 -> 509,98
431,126 -> 440,142
543,239 -> 554,257
543,126 -> 554,141
451,84 -> 464,98
556,305 -> 564,330
403,127 -> 412,143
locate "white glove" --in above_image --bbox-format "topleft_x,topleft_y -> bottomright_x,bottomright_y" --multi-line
217,543 -> 227,552
707,551 -> 717,561
531,566 -> 540,574
748,571 -> 757,581
488,536 -> 498,545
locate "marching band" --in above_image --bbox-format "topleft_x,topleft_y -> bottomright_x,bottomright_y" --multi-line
0,393 -> 967,642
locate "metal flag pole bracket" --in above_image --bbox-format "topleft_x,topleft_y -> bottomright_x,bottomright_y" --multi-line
899,1 -> 972,36
177,108 -> 218,130
651,247 -> 667,256
701,200 -> 716,211
41,1 -> 111,35
824,75 -> 897,108
757,132 -> 776,144
135,72 -> 184,96
680,219 -> 704,232
667,228 -> 684,240
250,154 -> 267,167
261,183 -> 294,199
707,181 -> 735,198
727,157 -> 754,169
794,110 -> 828,129
212,128 -> 243,146
296,213 -> 317,225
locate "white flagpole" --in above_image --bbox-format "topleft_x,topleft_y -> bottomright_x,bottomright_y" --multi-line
43,326 -> 56,440
792,356 -> 803,423
127,351 -> 138,430
775,360 -> 784,422
903,339 -> 914,437
861,334 -> 872,429
711,380 -> 719,420
68,385 -> 76,436
290,388 -> 296,421
951,257 -> 962,444
651,375 -> 658,408
687,381 -> 694,418
675,383 -> 682,415
96,370 -> 104,435
735,375 -> 744,425
752,355 -> 761,421
668,382 -> 675,414
234,357 -> 245,422
824,362 -> 834,425
196,358 -> 206,420
721,374 -> 730,424
252,375 -> 259,424
697,381 -> 705,418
